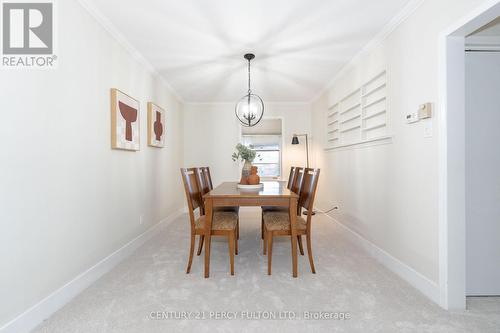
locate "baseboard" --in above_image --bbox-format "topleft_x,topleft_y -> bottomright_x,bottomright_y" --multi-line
0,208 -> 185,333
317,208 -> 440,305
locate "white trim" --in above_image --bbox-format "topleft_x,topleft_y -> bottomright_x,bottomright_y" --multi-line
437,0 -> 500,310
324,135 -> 393,152
437,32 -> 449,310
0,208 -> 185,333
76,0 -> 184,103
318,209 -> 440,304
309,0 -> 425,103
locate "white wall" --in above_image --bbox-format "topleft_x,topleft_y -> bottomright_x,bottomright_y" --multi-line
183,103 -> 311,185
0,0 -> 184,327
465,51 -> 500,295
310,0 -> 490,299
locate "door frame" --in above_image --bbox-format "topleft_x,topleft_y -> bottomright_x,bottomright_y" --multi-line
238,116 -> 285,180
438,0 -> 500,310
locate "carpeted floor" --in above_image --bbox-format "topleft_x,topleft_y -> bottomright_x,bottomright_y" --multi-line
33,208 -> 500,332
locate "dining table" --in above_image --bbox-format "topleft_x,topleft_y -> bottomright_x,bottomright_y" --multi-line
203,181 -> 299,278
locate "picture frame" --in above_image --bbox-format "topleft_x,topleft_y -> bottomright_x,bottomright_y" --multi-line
110,88 -> 140,151
147,102 -> 165,148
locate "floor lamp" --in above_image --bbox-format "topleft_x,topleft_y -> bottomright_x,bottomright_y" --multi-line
291,134 -> 315,215
291,134 -> 309,168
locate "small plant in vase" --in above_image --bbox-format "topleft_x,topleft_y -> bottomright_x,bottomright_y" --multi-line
232,143 -> 258,185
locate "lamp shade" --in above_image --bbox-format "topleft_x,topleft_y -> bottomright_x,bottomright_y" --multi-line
291,135 -> 299,145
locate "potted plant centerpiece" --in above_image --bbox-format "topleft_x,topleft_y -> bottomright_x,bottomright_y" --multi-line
232,143 -> 259,185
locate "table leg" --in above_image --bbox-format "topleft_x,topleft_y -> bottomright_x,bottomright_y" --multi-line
204,197 -> 213,278
290,197 -> 298,278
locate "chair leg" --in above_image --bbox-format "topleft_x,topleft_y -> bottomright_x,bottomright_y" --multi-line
228,232 -> 235,275
267,232 -> 273,275
196,235 -> 204,256
186,234 -> 195,274
306,233 -> 316,274
235,230 -> 238,255
237,219 -> 240,240
263,227 -> 267,255
261,211 -> 264,239
297,235 -> 304,255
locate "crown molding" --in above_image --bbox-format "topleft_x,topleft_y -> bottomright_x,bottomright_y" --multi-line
465,35 -> 500,50
77,0 -> 185,104
309,0 -> 426,104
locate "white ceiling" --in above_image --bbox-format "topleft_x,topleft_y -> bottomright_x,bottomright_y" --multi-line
87,0 -> 412,103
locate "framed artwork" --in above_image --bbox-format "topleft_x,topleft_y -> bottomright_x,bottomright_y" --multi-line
111,88 -> 140,151
147,102 -> 165,148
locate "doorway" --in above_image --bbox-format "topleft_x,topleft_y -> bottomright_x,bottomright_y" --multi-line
465,23 -> 500,296
439,0 -> 500,309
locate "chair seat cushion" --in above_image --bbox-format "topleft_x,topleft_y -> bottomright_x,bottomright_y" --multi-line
263,211 -> 307,231
196,211 -> 238,231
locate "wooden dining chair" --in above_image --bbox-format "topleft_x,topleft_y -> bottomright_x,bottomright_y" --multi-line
195,167 -> 240,256
199,166 -> 213,191
261,167 -> 305,253
263,168 -> 320,275
287,166 -> 299,190
180,168 -> 238,275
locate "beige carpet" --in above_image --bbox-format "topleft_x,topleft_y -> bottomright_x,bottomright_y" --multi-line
33,208 -> 500,332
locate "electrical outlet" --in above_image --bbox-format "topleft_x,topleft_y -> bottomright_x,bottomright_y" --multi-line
139,215 -> 143,225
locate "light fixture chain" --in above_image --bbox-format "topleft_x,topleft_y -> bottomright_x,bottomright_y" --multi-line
248,58 -> 251,94
235,53 -> 263,128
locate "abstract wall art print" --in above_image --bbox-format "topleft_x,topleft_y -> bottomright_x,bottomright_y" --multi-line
111,88 -> 140,151
147,102 -> 165,148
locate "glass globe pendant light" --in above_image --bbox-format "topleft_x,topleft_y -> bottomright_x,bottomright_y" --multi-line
235,53 -> 264,127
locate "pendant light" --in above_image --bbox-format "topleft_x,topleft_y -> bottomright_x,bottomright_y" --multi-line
235,53 -> 264,127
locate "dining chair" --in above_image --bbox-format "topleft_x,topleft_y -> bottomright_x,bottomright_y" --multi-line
180,168 -> 238,275
261,167 -> 305,253
195,167 -> 240,256
287,166 -> 299,190
199,166 -> 213,191
262,168 -> 320,275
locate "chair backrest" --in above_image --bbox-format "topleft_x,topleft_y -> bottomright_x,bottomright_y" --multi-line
287,167 -> 297,190
196,167 -> 211,195
198,166 -> 213,191
298,168 -> 320,215
180,168 -> 203,229
291,167 -> 304,194
195,167 -> 213,215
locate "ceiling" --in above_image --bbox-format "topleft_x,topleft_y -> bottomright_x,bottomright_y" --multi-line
87,0 -> 412,103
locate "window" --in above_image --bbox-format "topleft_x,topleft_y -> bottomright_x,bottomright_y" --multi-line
241,118 -> 283,179
242,135 -> 281,179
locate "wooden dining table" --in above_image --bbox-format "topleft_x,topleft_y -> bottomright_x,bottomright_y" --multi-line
203,181 -> 299,278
